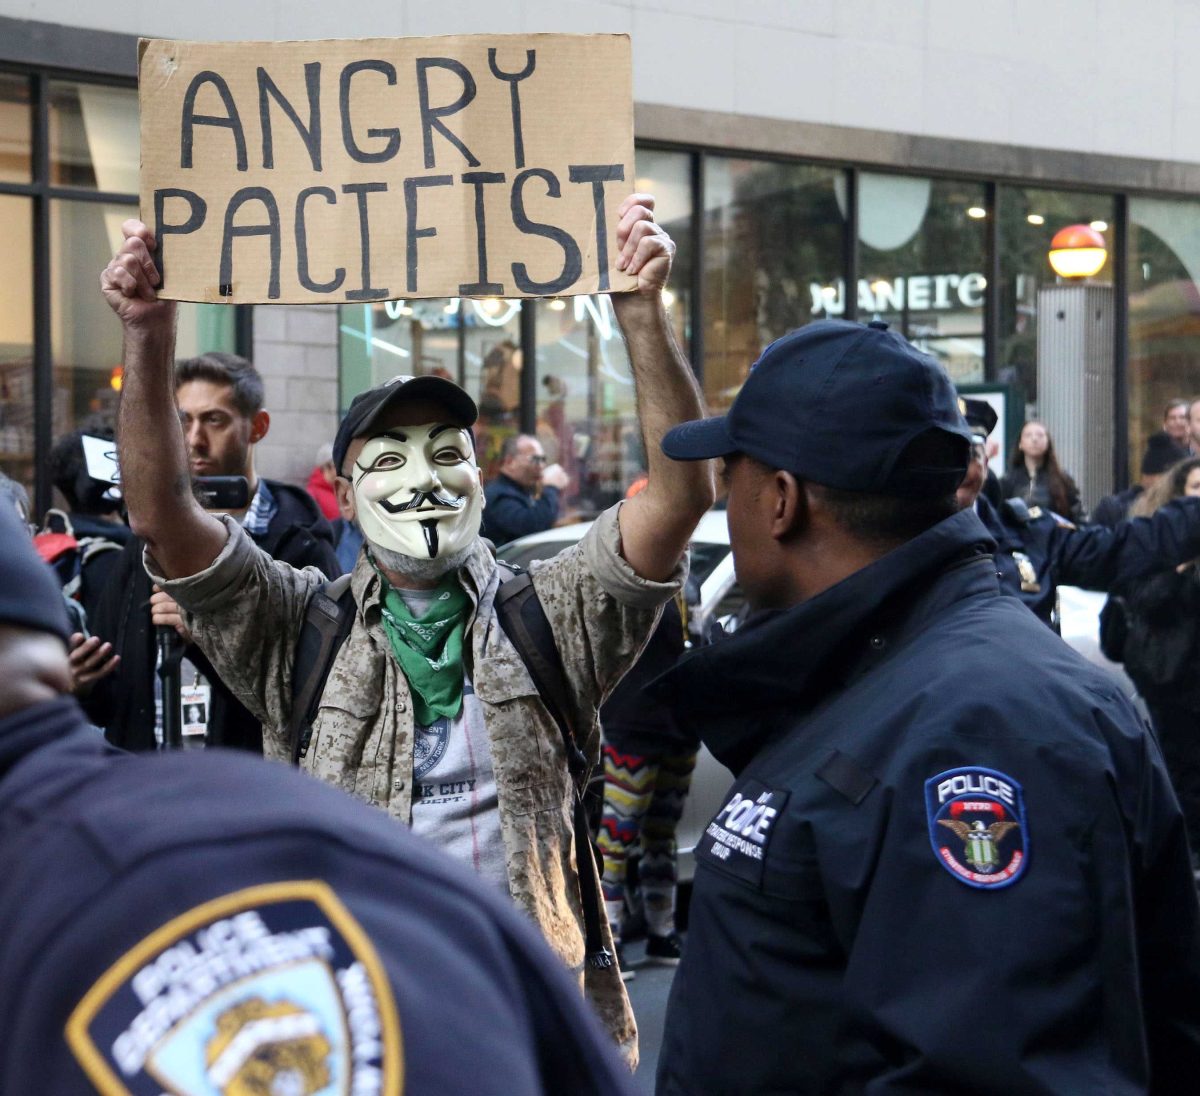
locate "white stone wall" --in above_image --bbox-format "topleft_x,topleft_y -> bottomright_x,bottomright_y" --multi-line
251,304 -> 339,487
1,0 -> 1196,164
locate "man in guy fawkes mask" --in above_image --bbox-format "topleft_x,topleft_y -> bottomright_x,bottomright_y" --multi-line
101,195 -> 715,1068
336,380 -> 484,581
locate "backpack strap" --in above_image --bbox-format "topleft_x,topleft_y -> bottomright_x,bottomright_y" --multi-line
493,565 -> 588,782
494,563 -> 612,971
62,537 -> 123,601
288,573 -> 355,765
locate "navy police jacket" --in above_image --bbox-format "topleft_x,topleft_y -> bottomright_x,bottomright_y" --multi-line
0,697 -> 635,1096
979,493 -> 1200,624
654,508 -> 1200,1094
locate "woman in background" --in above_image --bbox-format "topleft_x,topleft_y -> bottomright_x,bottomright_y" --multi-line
1000,420 -> 1083,521
1119,456 -> 1200,860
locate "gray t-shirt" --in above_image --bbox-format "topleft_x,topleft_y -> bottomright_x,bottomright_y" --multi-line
398,587 -> 506,891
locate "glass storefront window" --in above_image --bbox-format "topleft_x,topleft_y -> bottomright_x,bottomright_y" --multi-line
533,295 -> 638,518
1128,196 -> 1200,477
634,148 -> 693,354
997,186 -> 1115,412
464,298 -> 523,479
338,297 -> 523,480
0,73 -> 31,183
48,81 -> 138,192
51,200 -> 235,440
0,195 -> 33,499
514,148 -> 695,518
702,156 -> 845,412
858,172 -> 986,384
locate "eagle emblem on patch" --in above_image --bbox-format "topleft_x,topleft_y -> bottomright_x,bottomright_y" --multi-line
925,767 -> 1029,889
65,880 -> 404,1095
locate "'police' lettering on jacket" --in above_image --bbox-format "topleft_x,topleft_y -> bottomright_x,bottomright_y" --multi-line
936,772 -> 1015,806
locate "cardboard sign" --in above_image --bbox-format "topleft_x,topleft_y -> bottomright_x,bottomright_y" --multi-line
138,34 -> 637,304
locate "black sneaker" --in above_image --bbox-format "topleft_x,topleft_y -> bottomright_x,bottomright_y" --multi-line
614,940 -> 636,982
619,901 -> 647,943
644,931 -> 683,966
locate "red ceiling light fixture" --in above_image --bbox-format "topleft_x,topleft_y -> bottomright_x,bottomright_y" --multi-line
1048,224 -> 1108,279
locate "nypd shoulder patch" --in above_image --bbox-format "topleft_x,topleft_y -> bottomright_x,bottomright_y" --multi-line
925,766 -> 1029,889
65,880 -> 403,1096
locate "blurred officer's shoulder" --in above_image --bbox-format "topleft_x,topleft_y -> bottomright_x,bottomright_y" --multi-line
0,742 -> 633,1095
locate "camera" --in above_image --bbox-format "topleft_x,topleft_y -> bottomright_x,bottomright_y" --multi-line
192,475 -> 250,511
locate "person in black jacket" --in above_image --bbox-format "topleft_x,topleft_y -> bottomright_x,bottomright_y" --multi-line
0,502 -> 636,1096
956,398 -> 1200,628
1118,456 -> 1200,857
999,419 -> 1084,521
654,320 -> 1200,1094
1092,432 -> 1182,528
84,352 -> 339,752
480,433 -> 570,547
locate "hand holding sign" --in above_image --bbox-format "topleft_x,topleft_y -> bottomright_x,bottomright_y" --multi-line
100,220 -> 175,333
615,193 -> 675,295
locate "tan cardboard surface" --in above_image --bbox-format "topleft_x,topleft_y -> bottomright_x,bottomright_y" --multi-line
138,34 -> 636,304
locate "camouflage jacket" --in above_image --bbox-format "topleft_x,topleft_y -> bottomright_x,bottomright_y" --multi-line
150,504 -> 684,1066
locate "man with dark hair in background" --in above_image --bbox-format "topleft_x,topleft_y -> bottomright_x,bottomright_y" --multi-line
84,351 -> 339,752
481,433 -> 571,547
654,319 -> 1200,1093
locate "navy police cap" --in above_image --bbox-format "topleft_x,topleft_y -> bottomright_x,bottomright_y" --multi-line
959,397 -> 998,440
663,319 -> 972,497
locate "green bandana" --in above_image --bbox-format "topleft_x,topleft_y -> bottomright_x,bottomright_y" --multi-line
377,572 -> 471,725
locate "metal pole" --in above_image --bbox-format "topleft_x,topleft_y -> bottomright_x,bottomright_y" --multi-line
1113,194 -> 1130,491
157,627 -> 185,750
984,181 -> 999,382
31,73 -> 52,520
520,300 -> 537,436
844,167 -> 859,323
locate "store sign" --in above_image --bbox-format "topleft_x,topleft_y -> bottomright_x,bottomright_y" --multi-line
811,273 -> 986,315
138,34 -> 636,304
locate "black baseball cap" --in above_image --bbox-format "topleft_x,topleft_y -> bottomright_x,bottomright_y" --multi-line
663,320 -> 971,497
1142,432 -> 1187,476
960,397 -> 998,441
333,375 -> 478,475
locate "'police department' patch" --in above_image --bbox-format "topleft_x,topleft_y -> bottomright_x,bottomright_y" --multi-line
925,767 -> 1029,889
65,880 -> 403,1096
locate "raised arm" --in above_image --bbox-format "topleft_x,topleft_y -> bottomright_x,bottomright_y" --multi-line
101,220 -> 227,578
1054,495 -> 1200,591
611,195 -> 715,581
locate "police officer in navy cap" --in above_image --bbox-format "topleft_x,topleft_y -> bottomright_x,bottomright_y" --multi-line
0,503 -> 635,1096
956,396 -> 1200,627
653,320 -> 1200,1094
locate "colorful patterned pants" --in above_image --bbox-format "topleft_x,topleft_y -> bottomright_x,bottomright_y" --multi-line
597,743 -> 698,937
